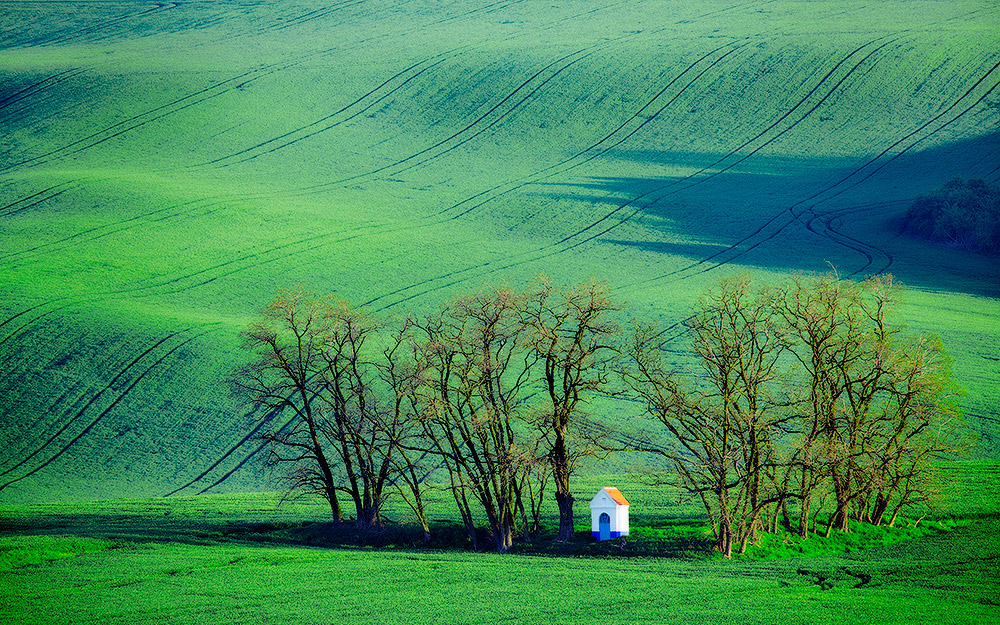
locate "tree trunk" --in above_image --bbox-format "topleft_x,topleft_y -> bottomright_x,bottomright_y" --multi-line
718,512 -> 734,558
489,512 -> 515,553
798,493 -> 810,539
356,503 -> 380,529
870,492 -> 890,526
555,489 -> 575,542
551,426 -> 576,542
326,486 -> 343,523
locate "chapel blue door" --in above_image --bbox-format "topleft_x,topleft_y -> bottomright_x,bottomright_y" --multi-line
599,512 -> 611,541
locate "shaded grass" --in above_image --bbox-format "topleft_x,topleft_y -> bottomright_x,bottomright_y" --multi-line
0,491 -> 998,624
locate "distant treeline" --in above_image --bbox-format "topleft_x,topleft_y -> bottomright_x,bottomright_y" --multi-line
902,177 -> 1000,256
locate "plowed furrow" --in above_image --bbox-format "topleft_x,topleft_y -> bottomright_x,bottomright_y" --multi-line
0,331 -> 183,477
210,53 -> 457,166
443,40 -> 749,219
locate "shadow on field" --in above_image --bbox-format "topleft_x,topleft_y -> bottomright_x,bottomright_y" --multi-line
533,132 -> 1000,297
0,509 -> 714,559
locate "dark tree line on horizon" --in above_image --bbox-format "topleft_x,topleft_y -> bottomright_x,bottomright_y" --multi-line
231,273 -> 965,555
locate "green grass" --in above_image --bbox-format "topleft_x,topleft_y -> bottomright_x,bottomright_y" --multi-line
1,489 -> 998,624
0,535 -> 112,571
0,1 -> 998,620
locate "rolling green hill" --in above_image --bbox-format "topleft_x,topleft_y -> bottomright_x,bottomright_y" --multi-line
1,0 -> 998,505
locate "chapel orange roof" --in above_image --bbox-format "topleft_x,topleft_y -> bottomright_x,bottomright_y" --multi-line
603,487 -> 629,506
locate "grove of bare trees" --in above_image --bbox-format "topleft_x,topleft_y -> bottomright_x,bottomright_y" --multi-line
624,273 -> 965,556
232,273 -> 965,555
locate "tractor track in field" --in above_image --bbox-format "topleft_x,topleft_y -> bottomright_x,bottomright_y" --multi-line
199,1 -> 648,168
191,414 -> 298,494
164,404 -> 285,497
10,1 -> 181,49
0,193 -> 240,267
658,57 -> 1000,283
0,62 -> 278,173
264,0 -> 369,33
548,35 -> 905,252
474,29 -> 897,231
361,34 -> 901,309
0,39 -> 355,174
0,297 -> 85,349
368,31 -> 997,311
0,68 -> 88,122
0,331 -> 184,478
426,0 -> 531,26
0,328 -> 214,492
602,14 -> 1000,283
277,22 -> 710,195
0,182 -> 77,218
3,1 -> 652,174
805,202 -> 901,277
286,44 -> 606,191
203,51 -> 465,167
568,39 -> 998,283
439,39 -> 752,220
3,214 -> 403,322
167,404 -> 303,496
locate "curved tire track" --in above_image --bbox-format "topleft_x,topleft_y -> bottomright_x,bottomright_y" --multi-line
0,328 -> 211,492
0,331 -> 184,478
204,52 -> 460,167
439,39 -> 749,219
0,182 -> 76,218
298,44 -> 604,192
364,35 -> 900,308
14,1 -> 179,49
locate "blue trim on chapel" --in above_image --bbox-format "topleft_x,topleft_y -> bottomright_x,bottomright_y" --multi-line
592,531 -> 624,540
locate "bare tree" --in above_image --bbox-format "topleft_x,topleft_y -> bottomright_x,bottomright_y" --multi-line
231,288 -> 345,521
413,286 -> 545,553
522,277 -> 623,542
232,289 -> 428,530
378,319 -> 435,541
624,275 -> 789,556
780,273 -> 964,534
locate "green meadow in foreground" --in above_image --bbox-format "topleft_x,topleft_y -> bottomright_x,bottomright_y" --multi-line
1,0 -> 998,622
1,467 -> 999,625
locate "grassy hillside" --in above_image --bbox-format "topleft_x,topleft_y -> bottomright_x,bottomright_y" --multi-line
1,0 -> 998,505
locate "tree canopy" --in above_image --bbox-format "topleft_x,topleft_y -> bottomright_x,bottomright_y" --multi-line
232,273 -> 965,555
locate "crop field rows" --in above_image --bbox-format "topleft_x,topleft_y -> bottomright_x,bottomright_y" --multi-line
0,0 -> 998,511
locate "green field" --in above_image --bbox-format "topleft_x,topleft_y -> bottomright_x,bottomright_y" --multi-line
2,465 -> 1000,624
1,0 -> 999,621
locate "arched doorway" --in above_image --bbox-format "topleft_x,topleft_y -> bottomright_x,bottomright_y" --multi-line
599,512 -> 611,541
